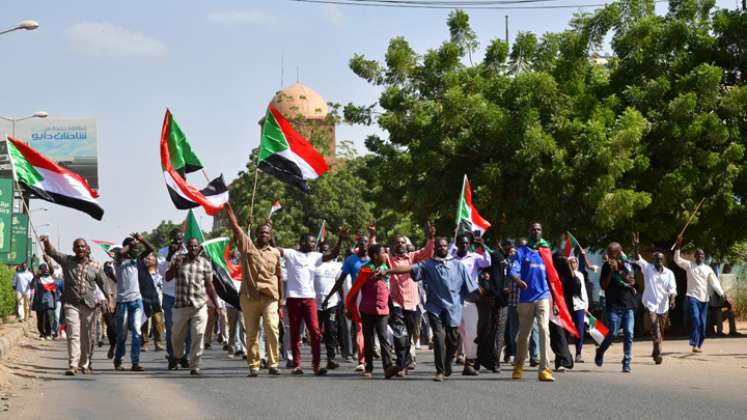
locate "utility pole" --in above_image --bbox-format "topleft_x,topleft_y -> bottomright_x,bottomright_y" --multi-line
505,15 -> 509,45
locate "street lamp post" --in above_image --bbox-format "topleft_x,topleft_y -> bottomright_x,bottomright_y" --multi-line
0,111 -> 49,138
0,20 -> 39,36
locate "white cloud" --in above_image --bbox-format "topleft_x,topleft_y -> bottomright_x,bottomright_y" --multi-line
326,5 -> 344,26
207,11 -> 274,25
66,22 -> 165,57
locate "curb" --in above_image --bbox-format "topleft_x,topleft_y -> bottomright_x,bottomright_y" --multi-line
0,320 -> 31,361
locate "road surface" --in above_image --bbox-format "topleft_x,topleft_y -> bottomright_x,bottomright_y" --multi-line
2,334 -> 746,419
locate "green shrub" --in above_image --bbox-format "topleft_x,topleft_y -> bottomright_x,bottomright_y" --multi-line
734,272 -> 747,321
0,264 -> 16,323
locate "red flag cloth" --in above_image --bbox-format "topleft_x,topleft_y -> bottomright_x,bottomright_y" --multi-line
344,266 -> 376,323
223,243 -> 242,281
538,247 -> 579,338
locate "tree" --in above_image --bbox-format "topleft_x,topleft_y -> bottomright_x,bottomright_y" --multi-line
344,1 -> 747,257
219,110 -> 377,248
142,220 -> 181,249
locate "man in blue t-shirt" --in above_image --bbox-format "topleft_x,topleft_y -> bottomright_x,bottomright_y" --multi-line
509,223 -> 555,382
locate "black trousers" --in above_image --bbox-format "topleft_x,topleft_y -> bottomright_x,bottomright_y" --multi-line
335,303 -> 353,358
36,309 -> 55,337
318,308 -> 339,361
103,311 -> 117,347
427,311 -> 460,375
475,302 -> 497,370
361,313 -> 393,372
389,306 -> 418,369
550,322 -> 574,369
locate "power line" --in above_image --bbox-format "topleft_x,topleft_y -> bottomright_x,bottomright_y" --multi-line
289,0 -> 666,9
337,0 -> 571,4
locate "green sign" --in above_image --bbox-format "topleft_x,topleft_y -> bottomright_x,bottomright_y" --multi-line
0,213 -> 29,265
0,178 -> 13,254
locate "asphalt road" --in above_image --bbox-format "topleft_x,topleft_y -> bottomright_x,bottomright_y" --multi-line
5,336 -> 747,420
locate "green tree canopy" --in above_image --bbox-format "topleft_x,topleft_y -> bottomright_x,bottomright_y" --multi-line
344,1 -> 747,256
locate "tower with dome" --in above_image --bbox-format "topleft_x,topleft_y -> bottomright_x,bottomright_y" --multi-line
260,82 -> 336,161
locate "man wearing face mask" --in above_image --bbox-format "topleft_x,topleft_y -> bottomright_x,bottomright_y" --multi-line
631,233 -> 676,365
41,235 -> 112,376
674,235 -> 725,353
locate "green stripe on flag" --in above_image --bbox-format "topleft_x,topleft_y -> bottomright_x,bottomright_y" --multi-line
455,175 -> 470,225
183,209 -> 204,242
202,237 -> 229,271
167,113 -> 203,173
6,138 -> 43,186
258,109 -> 290,163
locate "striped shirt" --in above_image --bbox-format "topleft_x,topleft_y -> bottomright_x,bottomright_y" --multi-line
173,255 -> 212,309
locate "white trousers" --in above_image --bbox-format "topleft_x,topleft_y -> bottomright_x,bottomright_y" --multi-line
460,302 -> 479,359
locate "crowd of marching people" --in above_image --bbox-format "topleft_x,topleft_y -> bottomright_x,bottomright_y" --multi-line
11,204 -> 740,382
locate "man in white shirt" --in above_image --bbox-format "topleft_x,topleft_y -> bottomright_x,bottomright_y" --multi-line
674,235 -> 725,353
12,263 -> 34,322
631,234 -> 676,364
279,225 -> 348,375
315,241 -> 343,370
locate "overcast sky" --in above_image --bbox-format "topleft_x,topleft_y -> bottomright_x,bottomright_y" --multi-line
0,0 -> 738,256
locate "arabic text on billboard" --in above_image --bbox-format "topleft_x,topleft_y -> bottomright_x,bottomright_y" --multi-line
1,118 -> 99,189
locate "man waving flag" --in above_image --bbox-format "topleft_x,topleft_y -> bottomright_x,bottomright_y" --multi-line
160,109 -> 229,215
6,135 -> 104,220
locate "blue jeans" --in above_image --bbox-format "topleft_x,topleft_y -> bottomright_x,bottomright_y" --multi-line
598,309 -> 634,368
688,297 -> 708,348
114,299 -> 144,365
573,309 -> 586,356
163,294 -> 191,359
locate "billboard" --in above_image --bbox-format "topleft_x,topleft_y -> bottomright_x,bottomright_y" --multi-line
2,118 -> 99,189
0,141 -> 12,179
0,213 -> 29,265
0,178 -> 12,254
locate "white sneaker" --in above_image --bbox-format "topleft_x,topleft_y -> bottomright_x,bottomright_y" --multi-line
355,363 -> 365,372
